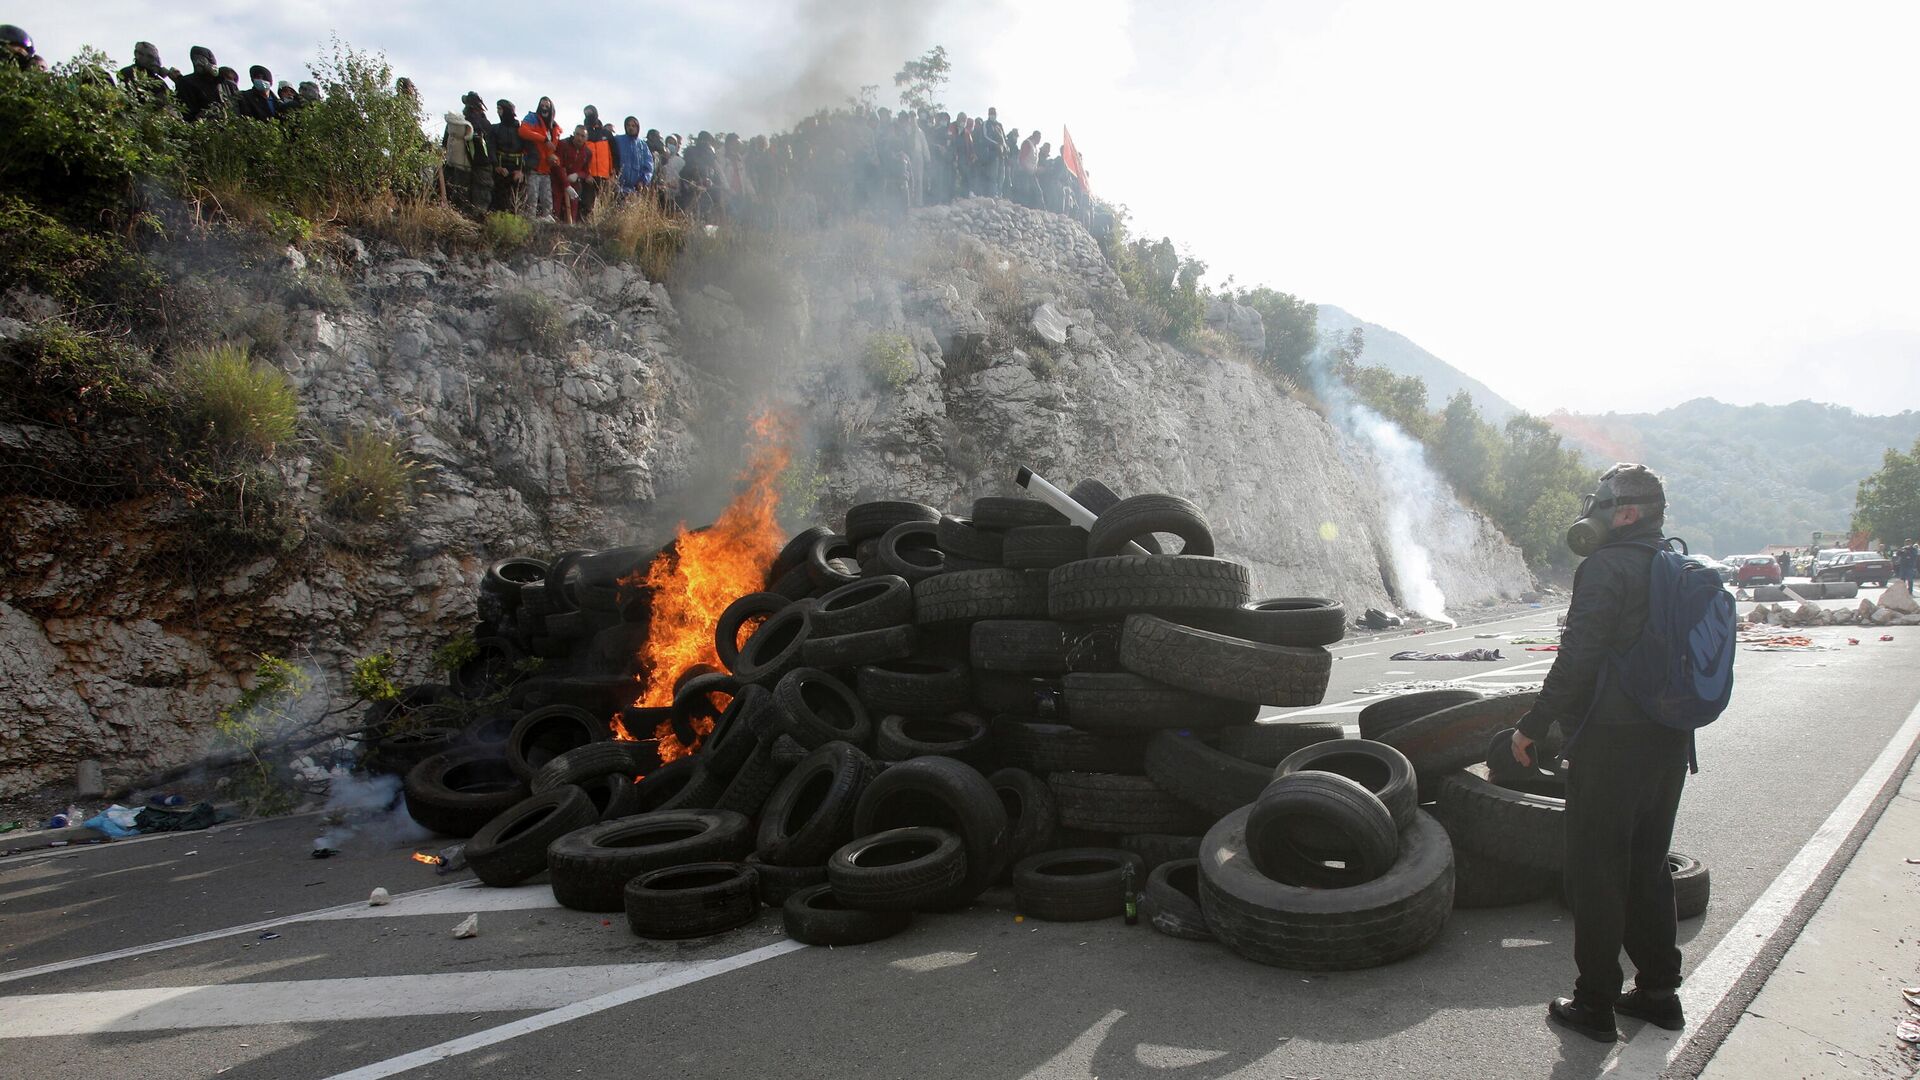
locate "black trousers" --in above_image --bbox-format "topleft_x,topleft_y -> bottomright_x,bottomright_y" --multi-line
1564,722 -> 1689,1005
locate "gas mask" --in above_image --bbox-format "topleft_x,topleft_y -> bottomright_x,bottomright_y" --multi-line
1566,471 -> 1665,557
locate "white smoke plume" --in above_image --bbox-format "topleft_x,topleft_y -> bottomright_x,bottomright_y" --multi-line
1310,353 -> 1471,626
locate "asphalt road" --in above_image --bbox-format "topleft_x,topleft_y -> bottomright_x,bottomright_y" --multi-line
2,591 -> 1915,1080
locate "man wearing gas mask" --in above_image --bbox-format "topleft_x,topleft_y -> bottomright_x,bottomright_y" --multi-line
1511,463 -> 1691,1043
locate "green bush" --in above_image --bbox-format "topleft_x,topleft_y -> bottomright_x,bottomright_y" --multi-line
497,288 -> 568,354
322,430 -> 426,522
0,194 -> 163,312
1,318 -> 157,423
0,52 -> 184,227
861,333 -> 916,391
484,211 -> 533,250
175,343 -> 299,455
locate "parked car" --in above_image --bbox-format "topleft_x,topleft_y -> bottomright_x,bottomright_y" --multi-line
1684,555 -> 1736,584
1736,555 -> 1783,586
1813,550 -> 1893,586
1808,548 -> 1853,579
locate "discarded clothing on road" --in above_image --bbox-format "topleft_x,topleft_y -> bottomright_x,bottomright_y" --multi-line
1389,648 -> 1504,662
134,801 -> 220,833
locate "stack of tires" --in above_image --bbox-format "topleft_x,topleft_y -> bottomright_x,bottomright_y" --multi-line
1362,689 -> 1711,919
1196,737 -> 1454,970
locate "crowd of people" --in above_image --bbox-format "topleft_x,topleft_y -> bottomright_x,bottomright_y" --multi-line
1,24 -> 1097,231
442,96 -> 1098,228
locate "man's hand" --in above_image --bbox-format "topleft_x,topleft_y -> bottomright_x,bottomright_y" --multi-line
1510,730 -> 1536,768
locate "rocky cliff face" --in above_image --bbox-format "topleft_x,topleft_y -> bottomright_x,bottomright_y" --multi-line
0,198 -> 1533,798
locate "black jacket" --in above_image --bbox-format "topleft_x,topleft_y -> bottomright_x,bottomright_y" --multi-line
176,71 -> 227,121
1518,522 -> 1664,743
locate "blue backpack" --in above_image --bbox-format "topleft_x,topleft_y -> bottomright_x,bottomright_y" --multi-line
1601,538 -> 1737,770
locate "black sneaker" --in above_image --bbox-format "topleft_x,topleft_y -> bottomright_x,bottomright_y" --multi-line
1547,997 -> 1619,1043
1616,988 -> 1685,1031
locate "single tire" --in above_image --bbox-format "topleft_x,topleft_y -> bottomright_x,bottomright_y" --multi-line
715,592 -> 790,673
732,605 -> 815,687
1203,721 -> 1346,767
1357,689 -> 1485,742
1119,614 -> 1332,706
936,515 -> 1005,563
1013,848 -> 1146,921
622,861 -> 758,939
1272,739 -> 1419,835
913,569 -> 1050,625
628,758 -> 700,814
1048,772 -> 1212,835
531,740 -> 656,796
461,709 -> 520,751
856,656 -> 973,715
1047,556 -> 1251,622
772,526 -> 836,584
466,786 -> 599,886
811,575 -> 914,637
1431,810 -> 1559,909
1061,672 -> 1258,733
986,768 -> 1058,879
669,672 -> 738,749
546,809 -> 753,912
990,718 -> 1145,775
782,882 -> 912,945
853,756 -> 1010,905
772,667 -> 873,750
806,533 -> 863,592
1670,851 -> 1711,919
1245,772 -> 1399,889
1066,478 -> 1122,516
846,500 -> 941,544
1087,493 -> 1215,558
971,496 -> 1068,530
1142,858 -> 1213,941
1143,731 -> 1273,818
756,740 -> 877,866
1119,832 -> 1203,872
542,549 -> 592,613
969,620 -> 1077,674
767,563 -> 816,601
700,684 -> 774,780
1000,526 -> 1089,571
746,854 -> 828,906
1190,597 -> 1347,648
877,521 -> 947,583
801,624 -> 919,671
576,546 -> 648,588
482,557 -> 549,609
506,705 -> 612,781
828,827 -> 968,911
449,637 -> 525,700
715,738 -> 791,817
365,726 -> 462,777
404,747 -> 531,838
1378,692 -> 1540,788
876,712 -> 992,769
654,761 -> 728,812
1433,766 -> 1564,872
1199,806 -> 1455,971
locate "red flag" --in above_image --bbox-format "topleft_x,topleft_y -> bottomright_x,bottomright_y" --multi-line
1061,126 -> 1088,192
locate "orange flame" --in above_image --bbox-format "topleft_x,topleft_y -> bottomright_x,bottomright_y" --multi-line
614,411 -> 790,761
412,852 -> 444,866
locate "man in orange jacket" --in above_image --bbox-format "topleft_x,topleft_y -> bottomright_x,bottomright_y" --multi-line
517,98 -> 563,222
581,105 -> 615,221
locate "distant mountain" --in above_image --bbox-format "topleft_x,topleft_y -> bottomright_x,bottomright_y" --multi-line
1548,400 -> 1920,556
1316,305 -> 1522,422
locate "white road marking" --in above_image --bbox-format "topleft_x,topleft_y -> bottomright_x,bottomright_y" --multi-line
0,881 -> 471,986
1601,691 -> 1920,1077
308,883 -> 558,921
0,963 -> 672,1037
1273,701 -> 1372,718
320,940 -> 807,1079
1339,651 -> 1379,660
1443,658 -> 1554,684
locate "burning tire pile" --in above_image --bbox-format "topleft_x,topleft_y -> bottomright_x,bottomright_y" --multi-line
380,479 -> 1707,967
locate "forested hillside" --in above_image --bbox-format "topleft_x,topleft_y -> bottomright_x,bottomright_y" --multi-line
1548,400 -> 1920,555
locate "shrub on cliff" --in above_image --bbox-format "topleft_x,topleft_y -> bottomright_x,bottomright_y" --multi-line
322,430 -> 426,523
175,343 -> 300,456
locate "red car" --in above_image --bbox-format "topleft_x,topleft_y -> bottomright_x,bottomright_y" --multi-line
1736,556 -> 1782,586
1814,551 -> 1893,586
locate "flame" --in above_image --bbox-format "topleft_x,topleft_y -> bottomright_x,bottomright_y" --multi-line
412,852 -> 444,866
614,410 -> 790,761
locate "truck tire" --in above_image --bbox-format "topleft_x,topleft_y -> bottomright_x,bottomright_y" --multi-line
1245,772 -> 1399,888
1047,556 -> 1250,622
1087,494 -> 1215,558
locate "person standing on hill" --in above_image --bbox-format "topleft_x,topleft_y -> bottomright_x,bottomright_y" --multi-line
612,116 -> 654,198
116,41 -> 177,105
175,46 -> 229,120
518,98 -> 563,222
491,99 -> 526,214
1511,463 -> 1696,1043
553,125 -> 592,224
235,65 -> 277,120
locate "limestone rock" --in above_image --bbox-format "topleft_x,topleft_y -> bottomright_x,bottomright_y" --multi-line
1030,302 -> 1070,346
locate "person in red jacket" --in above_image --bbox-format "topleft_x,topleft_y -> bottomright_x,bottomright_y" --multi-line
517,98 -> 563,222
553,126 -> 593,224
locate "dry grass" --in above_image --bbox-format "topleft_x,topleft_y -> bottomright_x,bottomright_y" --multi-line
593,197 -> 686,281
342,197 -> 480,256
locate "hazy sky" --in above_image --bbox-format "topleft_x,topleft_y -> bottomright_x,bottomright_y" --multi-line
29,1 -> 1920,417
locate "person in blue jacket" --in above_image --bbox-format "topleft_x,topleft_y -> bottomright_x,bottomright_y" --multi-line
612,116 -> 654,196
